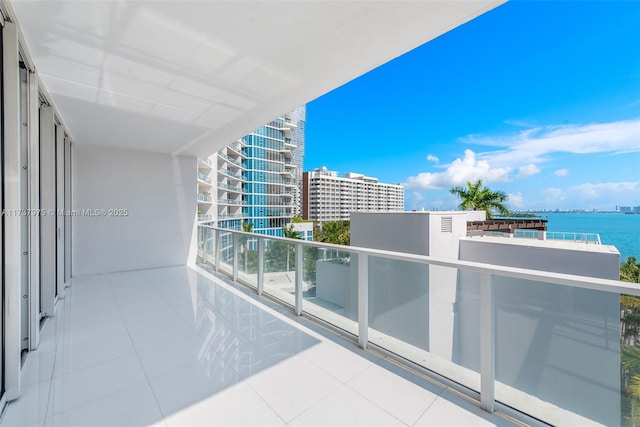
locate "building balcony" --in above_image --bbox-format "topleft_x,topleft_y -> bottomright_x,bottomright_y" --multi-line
217,198 -> 247,206
217,182 -> 244,193
197,172 -> 212,185
188,225 -> 630,427
197,193 -> 212,203
8,264 -> 509,426
218,168 -> 244,181
197,214 -> 213,222
217,152 -> 244,169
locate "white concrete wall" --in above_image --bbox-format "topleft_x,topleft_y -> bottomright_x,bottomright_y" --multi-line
72,144 -> 197,275
457,238 -> 620,426
426,212 -> 468,360
351,212 -> 430,255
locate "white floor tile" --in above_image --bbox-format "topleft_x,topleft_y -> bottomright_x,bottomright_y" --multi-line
136,333 -> 208,379
300,341 -> 377,383
246,355 -> 343,422
49,353 -> 147,414
149,359 -> 242,416
347,363 -> 443,425
1,380 -> 51,426
163,382 -> 284,426
53,333 -> 136,377
414,392 -> 513,426
56,317 -> 129,349
47,382 -> 163,426
22,349 -> 57,386
127,314 -> 197,350
289,385 -> 405,426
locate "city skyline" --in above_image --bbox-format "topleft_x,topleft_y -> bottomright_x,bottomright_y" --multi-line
305,1 -> 640,212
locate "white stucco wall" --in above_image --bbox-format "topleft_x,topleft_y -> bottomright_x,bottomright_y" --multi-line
72,144 -> 197,275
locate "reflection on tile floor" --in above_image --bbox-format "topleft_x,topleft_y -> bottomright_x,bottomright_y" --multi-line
2,266 -> 516,426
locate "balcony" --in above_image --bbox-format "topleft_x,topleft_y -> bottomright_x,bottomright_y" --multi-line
218,168 -> 244,181
192,225 -> 633,427
197,193 -> 212,203
217,198 -> 247,206
197,172 -> 212,185
197,214 -> 213,222
217,182 -> 244,193
217,152 -> 244,169
3,265 -> 515,426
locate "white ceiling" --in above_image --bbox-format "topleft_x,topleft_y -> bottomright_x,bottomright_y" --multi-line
10,0 -> 505,158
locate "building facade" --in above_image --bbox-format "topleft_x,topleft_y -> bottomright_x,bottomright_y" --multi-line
199,106 -> 307,239
302,167 -> 404,223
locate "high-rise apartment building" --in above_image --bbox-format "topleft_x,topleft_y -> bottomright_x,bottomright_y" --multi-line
302,167 -> 404,223
199,106 -> 307,238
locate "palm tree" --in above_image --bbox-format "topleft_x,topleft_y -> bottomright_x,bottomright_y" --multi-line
622,257 -> 640,283
449,179 -> 510,219
240,221 -> 253,272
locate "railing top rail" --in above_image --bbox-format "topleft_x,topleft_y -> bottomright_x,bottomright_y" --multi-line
197,224 -> 635,296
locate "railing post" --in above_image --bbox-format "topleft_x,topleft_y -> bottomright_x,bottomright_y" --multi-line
295,242 -> 303,316
232,233 -> 239,282
214,230 -> 221,271
257,237 -> 264,296
358,253 -> 368,349
480,272 -> 495,413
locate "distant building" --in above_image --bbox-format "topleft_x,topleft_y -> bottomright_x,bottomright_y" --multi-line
198,107 -> 309,239
302,167 -> 404,223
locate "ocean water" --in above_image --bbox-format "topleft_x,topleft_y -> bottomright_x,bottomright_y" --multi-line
533,212 -> 640,261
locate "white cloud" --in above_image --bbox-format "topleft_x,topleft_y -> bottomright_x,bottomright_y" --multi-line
405,118 -> 639,192
463,118 -> 640,167
517,164 -> 540,179
405,149 -> 512,190
508,192 -> 525,209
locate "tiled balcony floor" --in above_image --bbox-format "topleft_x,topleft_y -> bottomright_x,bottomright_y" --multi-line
2,266 -> 517,426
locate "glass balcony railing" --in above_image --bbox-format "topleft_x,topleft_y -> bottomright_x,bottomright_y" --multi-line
217,198 -> 247,206
217,182 -> 244,193
197,193 -> 212,203
197,172 -> 212,184
514,229 -> 602,244
196,224 -> 635,427
219,168 -> 244,180
218,151 -> 244,168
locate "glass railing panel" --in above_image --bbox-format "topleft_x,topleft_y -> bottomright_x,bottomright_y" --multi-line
202,227 -> 215,266
367,258 -> 481,393
197,226 -> 205,259
262,238 -> 296,307
301,247 -> 358,335
217,230 -> 234,276
492,276 -> 620,426
236,236 -> 258,288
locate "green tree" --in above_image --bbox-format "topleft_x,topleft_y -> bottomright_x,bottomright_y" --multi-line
622,257 -> 640,283
449,179 -> 510,219
283,224 -> 302,272
240,221 -> 253,273
317,221 -> 350,245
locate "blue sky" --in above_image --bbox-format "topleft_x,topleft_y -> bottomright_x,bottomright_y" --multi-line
305,1 -> 640,211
